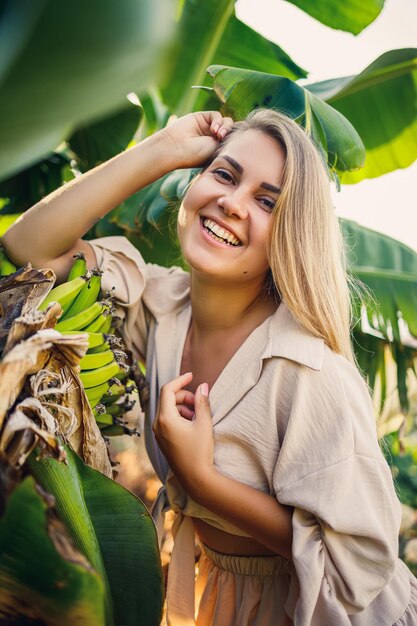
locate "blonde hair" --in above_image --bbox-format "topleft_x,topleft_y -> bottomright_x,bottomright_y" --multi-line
213,108 -> 356,362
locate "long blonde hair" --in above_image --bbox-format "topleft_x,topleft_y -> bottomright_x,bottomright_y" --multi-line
213,108 -> 355,362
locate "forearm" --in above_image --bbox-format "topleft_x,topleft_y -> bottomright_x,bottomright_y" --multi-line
191,468 -> 293,560
2,130 -> 177,266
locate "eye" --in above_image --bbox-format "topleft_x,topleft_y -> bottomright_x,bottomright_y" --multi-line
258,197 -> 276,212
212,168 -> 234,183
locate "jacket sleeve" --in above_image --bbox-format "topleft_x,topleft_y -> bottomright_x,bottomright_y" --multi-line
88,236 -> 190,361
273,350 -> 402,625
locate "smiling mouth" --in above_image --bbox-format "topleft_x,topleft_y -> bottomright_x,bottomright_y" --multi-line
201,217 -> 242,247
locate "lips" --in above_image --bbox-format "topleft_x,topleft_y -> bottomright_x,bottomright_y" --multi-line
200,217 -> 243,246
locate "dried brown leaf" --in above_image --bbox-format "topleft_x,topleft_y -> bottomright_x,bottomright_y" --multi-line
3,301 -> 62,356
0,265 -> 55,354
37,358 -> 112,477
1,397 -> 65,468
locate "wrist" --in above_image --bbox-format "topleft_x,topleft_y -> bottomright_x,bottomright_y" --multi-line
186,466 -> 219,503
155,127 -> 187,171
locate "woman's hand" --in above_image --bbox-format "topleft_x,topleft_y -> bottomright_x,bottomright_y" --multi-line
160,111 -> 234,169
153,372 -> 215,496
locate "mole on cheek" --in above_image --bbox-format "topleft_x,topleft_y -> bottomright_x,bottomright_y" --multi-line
243,271 -> 248,274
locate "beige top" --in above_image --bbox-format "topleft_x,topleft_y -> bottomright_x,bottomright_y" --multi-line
90,236 -> 415,626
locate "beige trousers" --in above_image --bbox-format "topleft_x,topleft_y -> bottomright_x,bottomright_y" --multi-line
194,544 -> 293,626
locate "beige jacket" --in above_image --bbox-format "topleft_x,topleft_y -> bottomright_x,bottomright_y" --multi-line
90,236 -> 416,626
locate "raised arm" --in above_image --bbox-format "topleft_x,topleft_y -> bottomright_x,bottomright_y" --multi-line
2,112 -> 232,282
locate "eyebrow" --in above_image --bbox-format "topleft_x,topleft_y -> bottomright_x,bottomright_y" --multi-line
221,155 -> 281,194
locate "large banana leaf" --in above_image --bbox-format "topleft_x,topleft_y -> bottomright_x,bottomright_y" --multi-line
27,445 -> 164,626
307,49 -> 417,182
0,151 -> 72,215
160,0 -> 306,115
342,218 -> 417,413
284,0 -> 384,34
342,218 -> 417,341
0,475 -> 106,625
206,64 -> 365,174
0,0 -> 174,180
68,100 -> 143,173
98,168 -> 196,266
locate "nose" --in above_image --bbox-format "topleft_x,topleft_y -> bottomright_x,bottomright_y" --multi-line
217,189 -> 249,219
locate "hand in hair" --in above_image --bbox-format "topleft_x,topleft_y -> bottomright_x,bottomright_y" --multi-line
161,111 -> 234,170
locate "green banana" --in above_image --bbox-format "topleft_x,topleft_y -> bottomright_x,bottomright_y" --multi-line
55,300 -> 109,332
79,349 -> 115,371
80,360 -> 122,388
62,268 -> 102,320
100,423 -> 140,436
39,275 -> 87,313
104,403 -> 126,418
101,381 -> 137,405
101,384 -> 127,403
67,252 -> 87,281
62,331 -> 106,350
105,399 -> 136,418
86,342 -> 110,354
85,309 -> 114,333
88,394 -> 105,410
87,333 -> 122,354
96,413 -> 115,426
114,366 -> 130,382
85,380 -> 111,403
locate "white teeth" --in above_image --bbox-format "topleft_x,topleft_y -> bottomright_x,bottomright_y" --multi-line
202,218 -> 241,246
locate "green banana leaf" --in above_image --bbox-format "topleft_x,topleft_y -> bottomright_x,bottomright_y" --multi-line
306,48 -> 417,182
0,151 -> 72,214
206,64 -> 365,174
284,0 -> 384,34
96,168 -> 196,266
342,218 -> 417,341
27,445 -> 164,626
0,475 -> 106,625
68,100 -> 143,173
160,0 -> 306,115
342,218 -> 417,414
0,0 -> 174,180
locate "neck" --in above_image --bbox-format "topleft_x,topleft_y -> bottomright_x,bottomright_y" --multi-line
189,271 -> 278,338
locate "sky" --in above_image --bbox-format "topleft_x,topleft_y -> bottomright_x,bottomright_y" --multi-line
236,0 -> 417,252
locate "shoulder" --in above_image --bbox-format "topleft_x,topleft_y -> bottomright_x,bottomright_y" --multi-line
88,236 -> 190,316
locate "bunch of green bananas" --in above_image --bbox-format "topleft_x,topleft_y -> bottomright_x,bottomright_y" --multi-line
0,244 -> 17,276
38,252 -> 139,436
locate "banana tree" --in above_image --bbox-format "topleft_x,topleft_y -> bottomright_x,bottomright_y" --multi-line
0,267 -> 164,625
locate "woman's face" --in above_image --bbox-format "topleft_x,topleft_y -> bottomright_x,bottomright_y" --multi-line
177,129 -> 286,288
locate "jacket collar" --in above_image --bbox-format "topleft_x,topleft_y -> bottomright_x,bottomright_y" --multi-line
263,302 -> 324,371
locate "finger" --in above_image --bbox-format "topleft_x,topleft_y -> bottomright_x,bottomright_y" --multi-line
160,372 -> 193,398
174,389 -> 195,407
208,111 -> 224,135
177,404 -> 195,420
217,116 -> 234,139
194,382 -> 212,420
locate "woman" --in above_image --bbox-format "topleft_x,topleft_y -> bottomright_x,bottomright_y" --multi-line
3,110 -> 417,625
